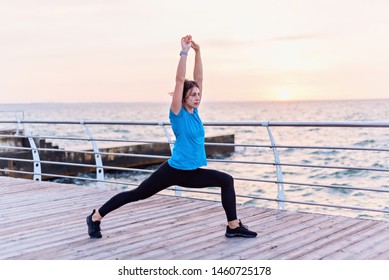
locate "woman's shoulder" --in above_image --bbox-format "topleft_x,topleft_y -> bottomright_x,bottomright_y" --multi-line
169,107 -> 184,118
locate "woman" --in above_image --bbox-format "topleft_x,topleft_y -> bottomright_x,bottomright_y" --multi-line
86,35 -> 257,239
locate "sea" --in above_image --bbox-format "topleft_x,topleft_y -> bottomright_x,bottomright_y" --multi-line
1,99 -> 388,221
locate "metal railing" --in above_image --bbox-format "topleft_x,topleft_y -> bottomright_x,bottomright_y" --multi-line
1,118 -> 388,220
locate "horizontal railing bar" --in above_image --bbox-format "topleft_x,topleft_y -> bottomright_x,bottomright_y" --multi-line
207,158 -> 275,166
0,146 -> 171,160
281,180 -> 389,193
0,134 -> 26,138
0,120 -> 172,126
0,146 -> 172,161
234,177 -> 389,193
0,157 -> 157,175
25,135 -> 168,145
0,133 -> 168,145
0,169 -> 102,185
46,174 -> 141,186
0,168 -> 139,186
0,133 -> 160,142
264,121 -> 389,128
2,120 -> 389,128
0,158 -> 159,173
206,142 -> 389,152
277,162 -> 389,172
0,146 -> 37,152
274,145 -> 389,152
0,157 -> 98,169
102,166 -> 154,173
208,158 -> 389,172
0,168 -> 34,176
238,194 -> 389,214
280,198 -> 389,213
205,121 -> 389,128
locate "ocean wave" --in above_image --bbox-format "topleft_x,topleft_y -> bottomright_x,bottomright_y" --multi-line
311,150 -> 339,155
286,186 -> 304,192
308,173 -> 329,179
354,139 -> 376,146
331,169 -> 367,178
357,214 -> 374,219
372,162 -> 386,168
302,192 -> 314,197
327,185 -> 354,195
353,192 -> 365,197
243,199 -> 258,205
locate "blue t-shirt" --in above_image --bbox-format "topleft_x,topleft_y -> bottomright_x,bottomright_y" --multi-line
168,107 -> 207,170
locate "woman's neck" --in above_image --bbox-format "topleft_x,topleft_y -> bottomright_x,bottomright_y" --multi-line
183,103 -> 195,114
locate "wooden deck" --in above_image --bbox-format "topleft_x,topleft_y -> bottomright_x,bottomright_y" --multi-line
1,176 -> 389,260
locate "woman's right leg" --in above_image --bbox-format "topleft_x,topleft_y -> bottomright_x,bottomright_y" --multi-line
87,161 -> 179,238
98,161 -> 178,218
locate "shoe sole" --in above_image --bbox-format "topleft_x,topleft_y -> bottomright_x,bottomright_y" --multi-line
225,233 -> 257,238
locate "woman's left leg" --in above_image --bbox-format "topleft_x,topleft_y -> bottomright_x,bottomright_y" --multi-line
181,168 -> 237,222
182,168 -> 257,238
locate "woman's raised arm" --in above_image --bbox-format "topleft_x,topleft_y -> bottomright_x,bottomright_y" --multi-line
191,40 -> 203,93
170,35 -> 192,115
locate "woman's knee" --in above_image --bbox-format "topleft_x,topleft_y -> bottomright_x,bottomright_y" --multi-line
220,172 -> 234,188
132,187 -> 155,201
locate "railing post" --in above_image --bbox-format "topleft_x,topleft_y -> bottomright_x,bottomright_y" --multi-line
159,122 -> 182,196
19,121 -> 42,181
263,122 -> 285,210
82,121 -> 105,188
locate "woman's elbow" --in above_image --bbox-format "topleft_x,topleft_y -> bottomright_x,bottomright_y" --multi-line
176,76 -> 185,84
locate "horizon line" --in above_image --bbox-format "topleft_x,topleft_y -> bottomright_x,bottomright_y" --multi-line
1,97 -> 389,106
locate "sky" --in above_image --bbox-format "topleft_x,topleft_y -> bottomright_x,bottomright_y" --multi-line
1,0 -> 388,103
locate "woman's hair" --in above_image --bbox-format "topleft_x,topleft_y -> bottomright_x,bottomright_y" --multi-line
169,79 -> 199,102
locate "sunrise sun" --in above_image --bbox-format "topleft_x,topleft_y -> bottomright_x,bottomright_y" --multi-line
278,89 -> 291,101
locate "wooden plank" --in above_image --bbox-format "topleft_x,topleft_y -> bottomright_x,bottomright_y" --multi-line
67,201 -> 224,259
243,216 -> 348,260
177,210 -> 322,260
297,220 -> 387,260
131,208 -> 273,260
352,228 -> 389,259
276,218 -> 373,259
148,208 -> 275,260
322,222 -> 389,260
374,247 -> 389,259
2,196 -> 214,259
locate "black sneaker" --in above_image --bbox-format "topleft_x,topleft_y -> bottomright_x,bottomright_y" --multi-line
225,220 -> 257,238
86,209 -> 102,238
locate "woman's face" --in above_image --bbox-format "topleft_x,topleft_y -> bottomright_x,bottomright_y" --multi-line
184,87 -> 201,109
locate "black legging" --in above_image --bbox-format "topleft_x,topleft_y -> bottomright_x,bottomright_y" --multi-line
98,161 -> 237,221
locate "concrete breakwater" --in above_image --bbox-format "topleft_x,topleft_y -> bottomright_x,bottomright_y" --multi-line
0,131 -> 234,180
